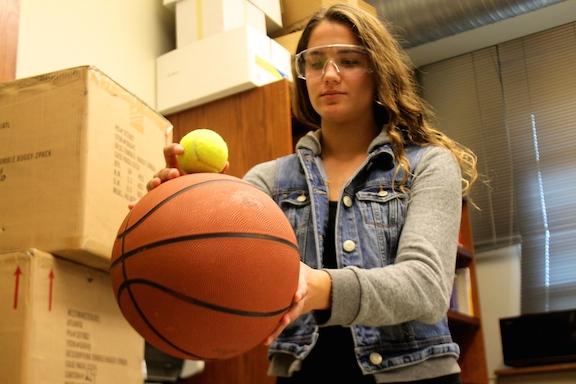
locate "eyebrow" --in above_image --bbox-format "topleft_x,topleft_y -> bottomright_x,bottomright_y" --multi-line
307,47 -> 366,55
335,47 -> 365,54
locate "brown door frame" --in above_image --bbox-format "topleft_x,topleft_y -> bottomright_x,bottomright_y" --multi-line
0,0 -> 20,82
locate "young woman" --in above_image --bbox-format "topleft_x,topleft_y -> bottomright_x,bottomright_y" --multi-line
148,4 -> 477,383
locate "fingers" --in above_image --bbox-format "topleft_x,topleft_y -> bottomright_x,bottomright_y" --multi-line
146,177 -> 162,192
264,314 -> 291,346
146,168 -> 182,191
264,268 -> 309,346
164,143 -> 184,170
221,161 -> 230,174
264,298 -> 304,346
144,144 -> 186,192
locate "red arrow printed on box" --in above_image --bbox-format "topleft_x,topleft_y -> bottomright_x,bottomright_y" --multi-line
13,266 -> 22,309
48,269 -> 54,311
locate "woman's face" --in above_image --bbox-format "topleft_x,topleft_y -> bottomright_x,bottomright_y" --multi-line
303,21 -> 376,125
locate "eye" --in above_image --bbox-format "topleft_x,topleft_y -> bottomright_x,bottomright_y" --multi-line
339,58 -> 361,68
338,52 -> 367,68
306,56 -> 326,70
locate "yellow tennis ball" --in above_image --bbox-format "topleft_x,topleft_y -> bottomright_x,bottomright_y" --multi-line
177,129 -> 229,173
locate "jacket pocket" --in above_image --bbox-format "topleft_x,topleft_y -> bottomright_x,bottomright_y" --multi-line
355,187 -> 408,264
278,190 -> 311,260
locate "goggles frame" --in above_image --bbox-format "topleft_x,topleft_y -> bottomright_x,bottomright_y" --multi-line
294,44 -> 372,80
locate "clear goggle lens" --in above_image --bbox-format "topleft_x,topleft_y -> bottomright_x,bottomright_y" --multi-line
295,44 -> 372,80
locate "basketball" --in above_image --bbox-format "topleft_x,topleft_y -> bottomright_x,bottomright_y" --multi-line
110,173 -> 300,360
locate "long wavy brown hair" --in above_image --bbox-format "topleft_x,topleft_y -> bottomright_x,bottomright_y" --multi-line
291,4 -> 477,196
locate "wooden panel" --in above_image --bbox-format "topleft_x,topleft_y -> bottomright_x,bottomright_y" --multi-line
167,80 -> 294,179
185,345 -> 273,384
166,81 -> 293,384
452,200 -> 490,384
0,0 -> 19,82
496,362 -> 576,376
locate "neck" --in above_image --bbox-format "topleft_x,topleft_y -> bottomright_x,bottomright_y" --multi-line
321,118 -> 379,159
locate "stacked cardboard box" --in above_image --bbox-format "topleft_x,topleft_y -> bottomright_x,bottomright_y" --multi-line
0,66 -> 171,271
0,249 -> 145,383
274,0 -> 378,54
0,66 -> 172,383
157,0 -> 291,115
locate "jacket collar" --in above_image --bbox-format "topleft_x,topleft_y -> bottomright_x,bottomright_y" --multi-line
296,128 -> 394,159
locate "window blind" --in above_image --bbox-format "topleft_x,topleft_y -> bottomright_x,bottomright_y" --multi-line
419,22 -> 576,313
498,23 -> 576,313
418,47 -> 519,252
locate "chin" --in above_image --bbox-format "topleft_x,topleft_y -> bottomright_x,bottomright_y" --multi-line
320,107 -> 356,121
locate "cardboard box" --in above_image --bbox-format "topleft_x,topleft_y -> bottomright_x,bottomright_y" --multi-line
247,0 -> 283,32
0,66 -> 171,270
176,0 -> 266,47
0,249 -> 144,383
157,26 -> 291,114
280,0 -> 377,33
274,29 -> 303,55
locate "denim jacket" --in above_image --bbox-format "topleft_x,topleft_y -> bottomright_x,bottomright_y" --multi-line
244,129 -> 461,376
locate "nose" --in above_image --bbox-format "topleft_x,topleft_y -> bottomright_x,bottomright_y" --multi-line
322,59 -> 341,78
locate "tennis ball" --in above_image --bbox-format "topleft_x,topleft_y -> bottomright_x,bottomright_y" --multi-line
177,129 -> 229,173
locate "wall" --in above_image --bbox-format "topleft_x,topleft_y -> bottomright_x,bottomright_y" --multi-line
476,245 -> 521,383
16,0 -> 174,107
476,246 -> 575,384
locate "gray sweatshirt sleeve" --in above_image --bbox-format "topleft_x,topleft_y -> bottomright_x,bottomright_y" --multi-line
242,159 -> 277,194
325,146 -> 462,327
243,148 -> 462,327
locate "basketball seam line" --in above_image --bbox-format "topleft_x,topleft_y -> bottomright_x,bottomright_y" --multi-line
117,278 -> 291,317
117,211 -> 205,360
118,178 -> 248,238
110,232 -> 299,269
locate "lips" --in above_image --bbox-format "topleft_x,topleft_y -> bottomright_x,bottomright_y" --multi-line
320,90 -> 346,96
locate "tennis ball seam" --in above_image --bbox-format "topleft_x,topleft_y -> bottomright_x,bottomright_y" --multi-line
193,144 -> 223,172
178,129 -> 228,173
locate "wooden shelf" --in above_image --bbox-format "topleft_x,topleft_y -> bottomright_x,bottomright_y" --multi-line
456,246 -> 473,269
448,310 -> 480,328
495,362 -> 576,377
451,199 -> 489,384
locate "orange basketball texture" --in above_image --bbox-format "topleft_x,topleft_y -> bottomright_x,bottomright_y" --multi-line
110,173 -> 300,360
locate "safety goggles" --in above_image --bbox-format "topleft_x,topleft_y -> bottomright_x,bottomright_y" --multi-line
294,44 -> 372,80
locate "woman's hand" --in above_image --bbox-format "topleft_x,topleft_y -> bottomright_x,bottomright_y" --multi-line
145,143 -> 230,191
146,143 -> 186,192
128,143 -> 228,209
264,263 -> 332,346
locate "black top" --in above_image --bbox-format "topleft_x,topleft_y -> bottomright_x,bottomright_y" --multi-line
277,202 -> 375,383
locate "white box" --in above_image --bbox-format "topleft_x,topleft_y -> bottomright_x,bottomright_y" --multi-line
0,66 -> 171,270
248,0 -> 283,32
0,249 -> 145,383
176,0 -> 266,47
157,26 -> 290,114
270,38 -> 293,80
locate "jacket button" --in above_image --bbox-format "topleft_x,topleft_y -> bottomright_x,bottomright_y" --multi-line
369,352 -> 383,365
342,240 -> 356,252
296,194 -> 307,202
342,195 -> 353,207
377,189 -> 388,197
